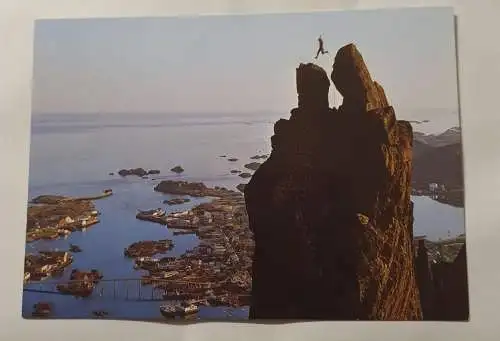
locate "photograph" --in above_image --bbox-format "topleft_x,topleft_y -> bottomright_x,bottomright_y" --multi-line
22,7 -> 468,322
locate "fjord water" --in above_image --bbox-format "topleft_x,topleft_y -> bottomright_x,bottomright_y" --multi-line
23,113 -> 465,320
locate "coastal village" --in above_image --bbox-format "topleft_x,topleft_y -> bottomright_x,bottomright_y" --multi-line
23,151 -> 465,319
23,158 -> 259,318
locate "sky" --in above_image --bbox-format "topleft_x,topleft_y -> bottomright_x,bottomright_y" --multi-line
32,7 -> 460,133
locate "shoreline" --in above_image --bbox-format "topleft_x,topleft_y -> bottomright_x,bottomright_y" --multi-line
23,176 -> 465,319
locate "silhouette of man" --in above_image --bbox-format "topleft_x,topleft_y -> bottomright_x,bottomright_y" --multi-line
315,35 -> 329,59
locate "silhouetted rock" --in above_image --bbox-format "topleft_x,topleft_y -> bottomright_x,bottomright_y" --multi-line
414,239 -> 469,321
118,168 -> 147,177
415,240 -> 435,320
148,169 -> 161,175
170,165 -> 184,174
231,170 -> 242,174
244,43 -> 422,320
228,158 -> 238,162
244,162 -> 262,171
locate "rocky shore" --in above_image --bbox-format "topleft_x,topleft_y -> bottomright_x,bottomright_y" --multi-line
26,198 -> 101,242
56,269 -> 103,297
118,168 -> 160,177
154,180 -> 239,198
124,240 -> 174,258
164,198 -> 191,205
24,251 -> 73,283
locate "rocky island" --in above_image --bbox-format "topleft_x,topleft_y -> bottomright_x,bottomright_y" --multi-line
243,43 -> 468,320
124,240 -> 174,258
154,180 -> 238,198
26,198 -> 101,242
56,269 -> 103,297
243,162 -> 261,171
170,165 -> 185,174
250,155 -> 268,160
24,251 -> 73,283
118,168 -> 160,177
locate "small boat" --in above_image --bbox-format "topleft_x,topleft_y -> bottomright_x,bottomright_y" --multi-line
32,302 -> 52,317
69,244 -> 82,253
137,208 -> 166,217
160,302 -> 199,318
92,310 -> 109,318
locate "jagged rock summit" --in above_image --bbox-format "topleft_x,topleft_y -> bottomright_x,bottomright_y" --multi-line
244,43 -> 422,320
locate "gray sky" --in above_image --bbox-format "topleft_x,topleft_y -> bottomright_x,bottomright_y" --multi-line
32,7 -> 459,132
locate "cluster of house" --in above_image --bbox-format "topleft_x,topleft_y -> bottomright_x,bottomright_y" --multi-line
26,201 -> 101,242
133,193 -> 254,304
24,251 -> 73,283
428,183 -> 446,192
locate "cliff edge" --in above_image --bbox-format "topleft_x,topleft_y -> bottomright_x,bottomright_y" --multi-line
244,43 -> 422,320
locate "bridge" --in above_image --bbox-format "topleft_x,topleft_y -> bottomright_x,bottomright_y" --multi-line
23,278 -> 216,302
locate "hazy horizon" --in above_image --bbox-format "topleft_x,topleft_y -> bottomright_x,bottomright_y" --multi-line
32,7 -> 460,134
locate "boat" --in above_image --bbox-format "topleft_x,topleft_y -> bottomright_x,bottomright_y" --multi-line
138,208 -> 166,217
136,208 -> 168,224
69,244 -> 82,253
32,302 -> 52,317
92,310 -> 109,318
160,302 -> 199,318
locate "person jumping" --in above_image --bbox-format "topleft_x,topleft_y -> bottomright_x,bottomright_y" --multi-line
315,35 -> 329,59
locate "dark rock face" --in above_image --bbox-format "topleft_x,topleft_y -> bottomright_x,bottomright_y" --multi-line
170,165 -> 184,174
416,241 -> 469,321
244,43 -> 421,320
415,240 -> 435,319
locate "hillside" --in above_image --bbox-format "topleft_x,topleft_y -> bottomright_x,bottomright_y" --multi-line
413,126 -> 461,147
412,142 -> 463,191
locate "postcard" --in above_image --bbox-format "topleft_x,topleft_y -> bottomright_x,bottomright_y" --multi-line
23,7 -> 467,322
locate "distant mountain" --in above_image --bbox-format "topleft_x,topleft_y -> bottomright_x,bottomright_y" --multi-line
413,127 -> 461,147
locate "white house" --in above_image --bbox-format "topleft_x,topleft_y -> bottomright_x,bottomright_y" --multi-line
429,183 -> 439,192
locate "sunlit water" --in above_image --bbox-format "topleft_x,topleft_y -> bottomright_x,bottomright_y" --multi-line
22,113 -> 465,320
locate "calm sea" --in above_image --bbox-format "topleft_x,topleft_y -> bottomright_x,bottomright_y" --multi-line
22,112 -> 465,320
